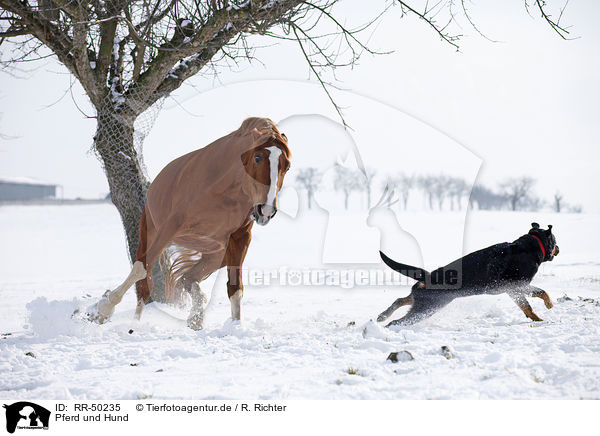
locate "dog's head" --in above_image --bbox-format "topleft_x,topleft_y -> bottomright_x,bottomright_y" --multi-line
528,222 -> 559,262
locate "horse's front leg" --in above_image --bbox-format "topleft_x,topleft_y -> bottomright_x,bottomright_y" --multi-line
225,223 -> 252,321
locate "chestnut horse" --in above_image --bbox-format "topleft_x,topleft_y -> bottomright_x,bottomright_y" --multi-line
87,117 -> 291,329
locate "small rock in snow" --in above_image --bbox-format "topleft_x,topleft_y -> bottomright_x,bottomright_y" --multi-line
25,351 -> 36,358
441,345 -> 453,360
387,351 -> 414,363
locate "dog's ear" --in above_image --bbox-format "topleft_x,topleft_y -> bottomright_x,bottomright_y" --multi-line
531,222 -> 540,229
547,224 -> 553,234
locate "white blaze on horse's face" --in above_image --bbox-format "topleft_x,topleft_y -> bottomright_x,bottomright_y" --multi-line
254,146 -> 282,226
266,146 -> 282,205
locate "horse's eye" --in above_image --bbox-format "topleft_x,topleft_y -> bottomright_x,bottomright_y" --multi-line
254,154 -> 262,163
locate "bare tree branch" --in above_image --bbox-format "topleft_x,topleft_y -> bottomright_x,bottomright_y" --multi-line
534,0 -> 572,39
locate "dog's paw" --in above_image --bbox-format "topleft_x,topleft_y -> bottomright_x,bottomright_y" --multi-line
376,312 -> 389,322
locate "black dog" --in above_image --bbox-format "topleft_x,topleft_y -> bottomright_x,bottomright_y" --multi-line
378,223 -> 559,327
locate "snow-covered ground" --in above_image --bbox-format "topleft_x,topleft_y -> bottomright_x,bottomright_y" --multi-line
1,204 -> 599,399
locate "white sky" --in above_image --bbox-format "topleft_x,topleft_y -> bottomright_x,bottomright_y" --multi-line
0,1 -> 599,210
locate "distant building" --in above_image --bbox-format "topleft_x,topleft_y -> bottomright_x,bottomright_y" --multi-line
0,177 -> 58,201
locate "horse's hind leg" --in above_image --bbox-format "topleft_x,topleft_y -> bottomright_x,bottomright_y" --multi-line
134,211 -> 180,320
134,208 -> 153,320
179,251 -> 223,330
134,277 -> 152,320
186,281 -> 208,330
377,295 -> 414,322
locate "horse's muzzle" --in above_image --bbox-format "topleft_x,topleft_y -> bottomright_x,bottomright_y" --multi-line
251,204 -> 277,226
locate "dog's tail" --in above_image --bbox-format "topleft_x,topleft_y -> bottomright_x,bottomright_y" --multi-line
379,251 -> 430,282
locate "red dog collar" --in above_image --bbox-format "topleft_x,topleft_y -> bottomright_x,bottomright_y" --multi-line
530,234 -> 546,260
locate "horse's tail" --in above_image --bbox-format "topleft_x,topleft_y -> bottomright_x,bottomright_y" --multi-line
165,248 -> 202,303
379,251 -> 430,282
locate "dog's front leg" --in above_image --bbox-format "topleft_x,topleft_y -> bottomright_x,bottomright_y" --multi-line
509,294 -> 543,321
528,285 -> 554,309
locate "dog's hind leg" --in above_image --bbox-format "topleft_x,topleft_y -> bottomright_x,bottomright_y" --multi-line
510,294 -> 542,321
385,299 -> 440,327
528,286 -> 553,309
377,295 -> 414,322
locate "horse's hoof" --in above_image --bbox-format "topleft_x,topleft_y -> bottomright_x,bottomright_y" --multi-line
83,307 -> 107,324
187,314 -> 204,331
82,291 -> 114,324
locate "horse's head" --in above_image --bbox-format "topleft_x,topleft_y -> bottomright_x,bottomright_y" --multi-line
242,136 -> 291,226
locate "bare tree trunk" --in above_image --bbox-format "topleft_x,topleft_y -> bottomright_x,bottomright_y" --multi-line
308,189 -> 313,209
94,107 -> 167,303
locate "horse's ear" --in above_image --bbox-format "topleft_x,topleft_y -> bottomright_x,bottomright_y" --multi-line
531,222 -> 540,229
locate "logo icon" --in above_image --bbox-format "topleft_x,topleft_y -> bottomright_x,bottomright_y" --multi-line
3,402 -> 50,434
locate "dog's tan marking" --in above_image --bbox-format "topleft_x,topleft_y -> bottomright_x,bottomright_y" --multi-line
533,290 -> 554,309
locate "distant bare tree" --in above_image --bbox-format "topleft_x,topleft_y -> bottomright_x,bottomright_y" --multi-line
363,168 -> 376,209
554,191 -> 563,213
470,185 -> 507,210
569,204 -> 583,214
296,167 -> 321,209
448,177 -> 468,210
396,174 -> 415,210
334,163 -> 361,210
431,175 -> 450,210
418,175 -> 436,210
522,195 -> 545,212
501,177 -> 536,211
